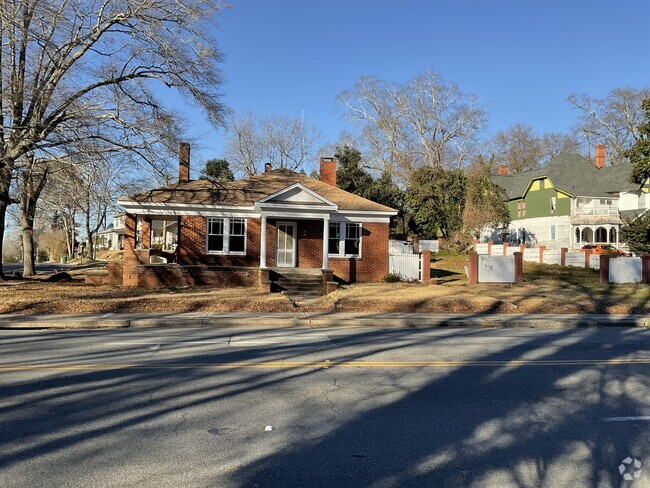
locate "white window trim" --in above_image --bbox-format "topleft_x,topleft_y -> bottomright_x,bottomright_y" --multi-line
328,222 -> 362,258
205,217 -> 247,255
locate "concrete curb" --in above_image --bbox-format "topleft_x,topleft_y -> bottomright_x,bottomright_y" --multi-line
0,313 -> 648,330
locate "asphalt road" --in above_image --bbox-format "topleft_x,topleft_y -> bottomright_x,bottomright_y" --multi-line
0,326 -> 649,487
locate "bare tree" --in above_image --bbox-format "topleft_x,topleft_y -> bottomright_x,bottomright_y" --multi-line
0,0 -> 226,278
338,71 -> 486,181
489,123 -> 544,174
223,113 -> 265,177
224,112 -> 320,177
19,154 -> 49,276
568,87 -> 650,164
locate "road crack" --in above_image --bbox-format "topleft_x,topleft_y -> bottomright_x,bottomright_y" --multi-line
324,377 -> 341,413
173,412 -> 187,435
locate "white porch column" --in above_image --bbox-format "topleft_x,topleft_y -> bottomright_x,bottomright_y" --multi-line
616,225 -> 620,249
322,217 -> 330,270
605,225 -> 611,244
260,215 -> 267,268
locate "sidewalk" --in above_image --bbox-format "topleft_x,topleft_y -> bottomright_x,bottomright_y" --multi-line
0,312 -> 648,329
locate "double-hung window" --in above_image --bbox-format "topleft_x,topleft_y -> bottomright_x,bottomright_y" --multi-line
206,218 -> 246,254
328,222 -> 361,257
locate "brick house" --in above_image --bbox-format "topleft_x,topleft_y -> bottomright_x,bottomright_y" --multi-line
117,144 -> 397,291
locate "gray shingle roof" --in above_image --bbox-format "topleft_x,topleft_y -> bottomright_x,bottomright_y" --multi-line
491,153 -> 637,200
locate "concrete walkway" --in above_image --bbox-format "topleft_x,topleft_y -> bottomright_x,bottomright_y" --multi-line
0,312 -> 648,329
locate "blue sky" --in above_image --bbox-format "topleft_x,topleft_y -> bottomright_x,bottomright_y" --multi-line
176,0 -> 650,166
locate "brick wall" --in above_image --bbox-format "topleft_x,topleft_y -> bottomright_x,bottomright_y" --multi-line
138,265 -> 260,289
162,216 -> 388,283
329,222 -> 389,283
178,216 -> 262,267
297,220 -> 324,268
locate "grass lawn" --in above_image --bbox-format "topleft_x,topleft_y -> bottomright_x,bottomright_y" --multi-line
1,253 -> 648,315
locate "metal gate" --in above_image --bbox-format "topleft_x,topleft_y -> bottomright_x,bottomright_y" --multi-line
609,257 -> 642,283
478,255 -> 515,283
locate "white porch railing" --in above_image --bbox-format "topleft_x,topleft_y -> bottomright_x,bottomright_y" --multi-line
572,206 -> 619,216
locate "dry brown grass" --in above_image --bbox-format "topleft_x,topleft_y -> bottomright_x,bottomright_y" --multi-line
1,253 -> 648,315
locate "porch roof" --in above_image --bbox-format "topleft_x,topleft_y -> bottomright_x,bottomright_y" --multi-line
118,168 -> 396,214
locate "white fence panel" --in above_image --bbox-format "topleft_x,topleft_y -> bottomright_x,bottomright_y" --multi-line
523,248 -> 540,263
505,247 -> 519,256
491,244 -> 505,255
389,240 -> 413,255
565,252 -> 585,267
588,257 -> 601,270
418,239 -> 439,252
609,257 -> 643,283
543,250 -> 562,265
389,253 -> 421,281
478,255 -> 515,283
475,243 -> 489,254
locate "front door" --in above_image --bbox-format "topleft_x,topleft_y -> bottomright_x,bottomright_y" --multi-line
276,222 -> 297,267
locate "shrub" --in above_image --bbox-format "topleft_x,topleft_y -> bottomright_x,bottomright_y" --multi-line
383,273 -> 403,283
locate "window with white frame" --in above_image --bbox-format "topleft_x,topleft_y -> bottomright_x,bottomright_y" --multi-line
206,218 -> 246,254
328,222 -> 362,257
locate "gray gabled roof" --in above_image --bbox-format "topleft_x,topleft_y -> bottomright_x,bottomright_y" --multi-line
491,153 -> 637,200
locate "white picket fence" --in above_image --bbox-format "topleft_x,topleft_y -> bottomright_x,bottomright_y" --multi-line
389,253 -> 421,281
609,257 -> 643,283
478,255 -> 516,283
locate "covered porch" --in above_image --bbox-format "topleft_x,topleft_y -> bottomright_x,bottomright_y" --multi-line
572,224 -> 621,249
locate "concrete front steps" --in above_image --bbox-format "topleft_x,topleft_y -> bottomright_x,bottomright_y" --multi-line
270,268 -> 325,296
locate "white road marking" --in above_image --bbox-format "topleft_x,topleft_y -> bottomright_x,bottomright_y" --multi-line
603,416 -> 650,422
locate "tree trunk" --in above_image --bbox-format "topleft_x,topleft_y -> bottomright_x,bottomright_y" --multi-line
20,163 -> 48,276
21,225 -> 36,276
0,201 -> 7,280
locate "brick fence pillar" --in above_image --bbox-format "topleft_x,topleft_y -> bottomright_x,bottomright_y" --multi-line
514,252 -> 523,284
437,237 -> 443,252
503,242 -> 509,255
519,244 -> 526,253
412,237 -> 419,254
561,247 -> 568,267
141,218 -> 152,248
642,255 -> 650,284
584,249 -> 592,268
468,251 -> 479,285
487,241 -> 493,255
600,254 -> 610,284
539,245 -> 546,264
421,250 -> 431,284
473,239 -> 478,252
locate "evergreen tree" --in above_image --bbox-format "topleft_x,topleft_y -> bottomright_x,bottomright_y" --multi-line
620,212 -> 650,254
626,99 -> 650,185
406,167 -> 466,239
334,145 -> 374,197
200,159 -> 234,183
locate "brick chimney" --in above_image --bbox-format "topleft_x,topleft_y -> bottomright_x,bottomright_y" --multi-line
179,142 -> 190,183
497,164 -> 509,176
264,162 -> 272,173
595,144 -> 606,169
320,157 -> 337,186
